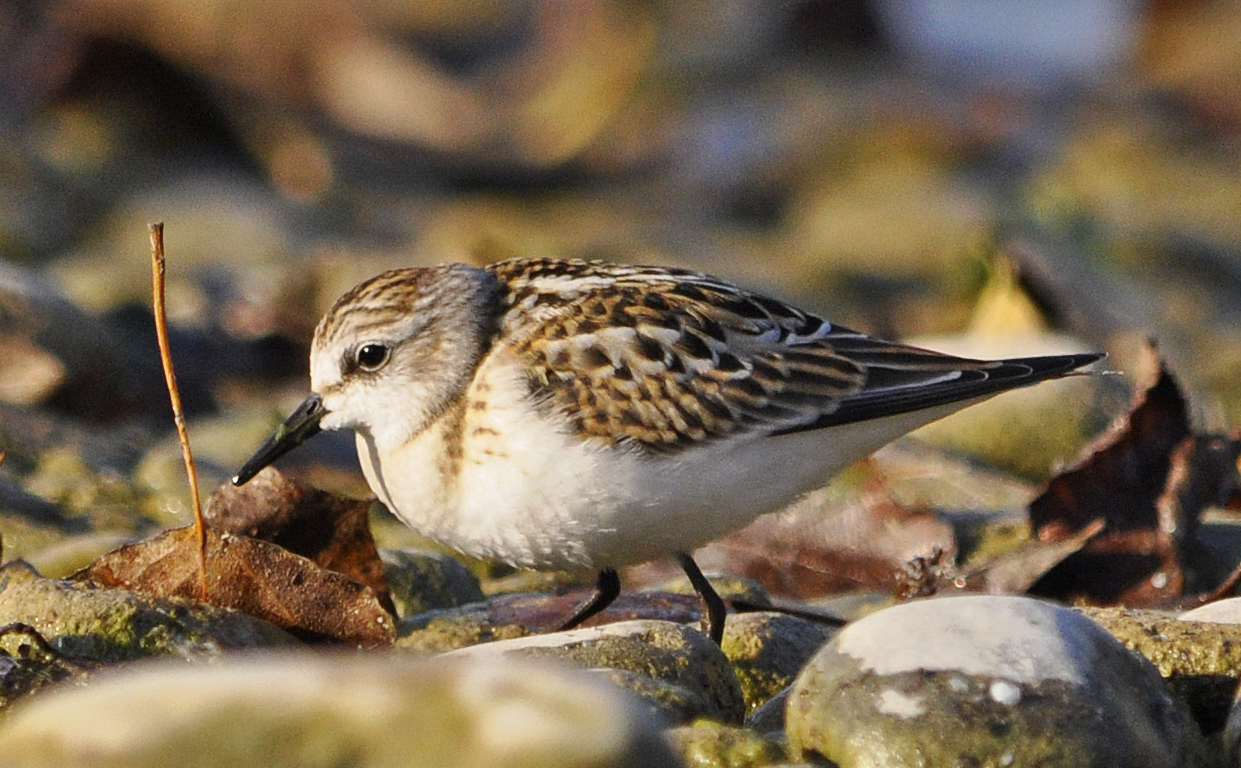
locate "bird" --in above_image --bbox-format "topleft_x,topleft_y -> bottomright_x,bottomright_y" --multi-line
232,257 -> 1102,643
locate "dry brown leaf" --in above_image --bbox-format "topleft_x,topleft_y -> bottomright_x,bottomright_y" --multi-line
967,519 -> 1106,596
203,467 -> 392,613
1157,433 -> 1241,552
691,468 -> 956,599
1025,342 -> 1241,606
1028,528 -> 1182,606
1029,345 -> 1191,541
78,526 -> 393,647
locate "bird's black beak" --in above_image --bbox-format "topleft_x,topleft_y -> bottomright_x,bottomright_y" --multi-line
232,394 -> 326,485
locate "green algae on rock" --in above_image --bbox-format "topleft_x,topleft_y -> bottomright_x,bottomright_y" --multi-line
0,561 -> 296,663
719,611 -> 833,717
787,595 -> 1219,768
447,619 -> 746,724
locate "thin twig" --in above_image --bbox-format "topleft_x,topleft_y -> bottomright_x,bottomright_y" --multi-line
149,223 -> 209,599
0,452 -> 5,562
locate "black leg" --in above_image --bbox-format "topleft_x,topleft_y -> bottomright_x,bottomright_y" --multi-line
677,553 -> 726,645
558,568 -> 621,631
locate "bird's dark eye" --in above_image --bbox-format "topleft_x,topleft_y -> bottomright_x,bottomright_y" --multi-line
354,343 -> 390,372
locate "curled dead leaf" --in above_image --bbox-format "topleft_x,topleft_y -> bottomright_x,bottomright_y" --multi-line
1029,346 -> 1191,541
1025,342 -> 1241,606
78,526 -> 393,647
204,467 -> 393,614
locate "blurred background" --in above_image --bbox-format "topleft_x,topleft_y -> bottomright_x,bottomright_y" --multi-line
2,0 -> 1241,564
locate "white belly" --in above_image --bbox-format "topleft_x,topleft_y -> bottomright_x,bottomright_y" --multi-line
356,355 -> 987,570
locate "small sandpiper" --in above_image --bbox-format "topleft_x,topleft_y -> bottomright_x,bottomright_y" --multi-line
234,257 -> 1101,642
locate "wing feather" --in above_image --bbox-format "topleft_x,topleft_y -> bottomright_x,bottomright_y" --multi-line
486,258 -> 1101,453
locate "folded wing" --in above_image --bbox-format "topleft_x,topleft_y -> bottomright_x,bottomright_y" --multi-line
490,259 -> 1101,453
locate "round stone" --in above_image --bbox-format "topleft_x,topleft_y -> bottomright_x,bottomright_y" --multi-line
786,594 -> 1216,768
0,652 -> 677,768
